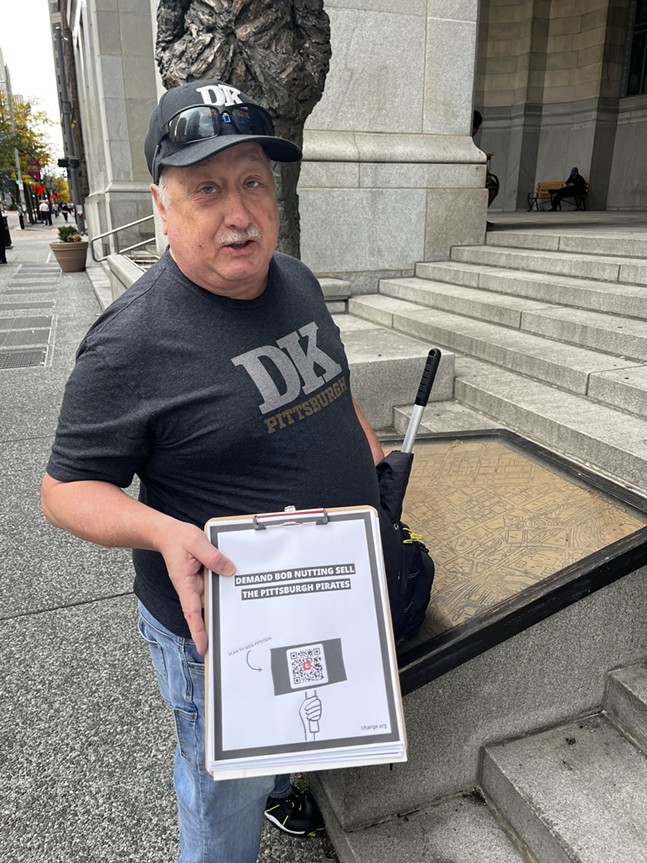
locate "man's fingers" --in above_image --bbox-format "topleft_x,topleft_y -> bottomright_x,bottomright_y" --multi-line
182,596 -> 208,654
202,534 -> 236,576
156,522 -> 236,654
211,551 -> 236,577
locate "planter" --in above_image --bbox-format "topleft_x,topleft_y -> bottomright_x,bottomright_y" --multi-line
50,240 -> 89,273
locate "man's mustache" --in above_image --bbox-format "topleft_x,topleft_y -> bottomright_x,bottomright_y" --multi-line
218,228 -> 262,247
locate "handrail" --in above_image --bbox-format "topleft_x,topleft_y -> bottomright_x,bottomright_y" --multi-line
90,214 -> 157,263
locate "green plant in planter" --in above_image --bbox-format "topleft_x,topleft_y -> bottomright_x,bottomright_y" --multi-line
56,225 -> 83,242
51,223 -> 88,272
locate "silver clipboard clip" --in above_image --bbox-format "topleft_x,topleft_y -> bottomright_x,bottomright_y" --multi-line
253,507 -> 329,530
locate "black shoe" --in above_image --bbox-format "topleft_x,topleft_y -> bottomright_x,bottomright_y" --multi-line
264,785 -> 324,836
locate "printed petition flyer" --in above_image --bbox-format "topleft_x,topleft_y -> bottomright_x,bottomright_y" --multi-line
205,507 -> 406,777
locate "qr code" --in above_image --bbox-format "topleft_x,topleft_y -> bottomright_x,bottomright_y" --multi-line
287,643 -> 329,689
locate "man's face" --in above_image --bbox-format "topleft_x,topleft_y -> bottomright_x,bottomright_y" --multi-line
152,143 -> 280,299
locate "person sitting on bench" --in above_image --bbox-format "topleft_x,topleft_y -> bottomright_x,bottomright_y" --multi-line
550,167 -> 587,210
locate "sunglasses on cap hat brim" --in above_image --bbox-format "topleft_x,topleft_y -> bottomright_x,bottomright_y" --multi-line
151,102 -> 301,183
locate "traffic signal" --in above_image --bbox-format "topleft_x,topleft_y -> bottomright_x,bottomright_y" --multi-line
57,157 -> 80,169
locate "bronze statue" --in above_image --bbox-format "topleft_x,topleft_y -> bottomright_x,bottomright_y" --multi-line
155,0 -> 332,258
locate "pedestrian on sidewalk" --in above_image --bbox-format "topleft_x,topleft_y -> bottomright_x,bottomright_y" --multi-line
0,212 -> 10,264
41,77 -> 386,863
38,199 -> 52,225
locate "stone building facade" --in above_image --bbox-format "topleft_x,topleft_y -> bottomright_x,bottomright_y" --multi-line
475,0 -> 647,211
56,0 -> 159,254
52,0 -> 647,288
296,0 -> 487,291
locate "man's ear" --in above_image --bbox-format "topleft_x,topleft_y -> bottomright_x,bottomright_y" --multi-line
151,184 -> 169,236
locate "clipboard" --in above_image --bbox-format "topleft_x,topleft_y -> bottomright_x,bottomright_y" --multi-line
203,505 -> 407,780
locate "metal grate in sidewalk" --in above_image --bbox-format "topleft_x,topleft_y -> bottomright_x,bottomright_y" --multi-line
0,316 -> 52,330
0,329 -> 50,348
0,266 -> 58,370
14,269 -> 59,276
7,278 -> 59,286
1,286 -> 58,294
0,301 -> 54,311
0,348 -> 48,369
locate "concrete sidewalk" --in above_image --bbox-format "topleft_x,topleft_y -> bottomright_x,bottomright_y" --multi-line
0,212 -> 335,863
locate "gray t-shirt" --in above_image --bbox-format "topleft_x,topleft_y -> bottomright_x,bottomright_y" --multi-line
48,251 -> 380,636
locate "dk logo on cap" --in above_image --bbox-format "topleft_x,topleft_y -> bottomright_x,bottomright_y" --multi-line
145,79 -> 302,183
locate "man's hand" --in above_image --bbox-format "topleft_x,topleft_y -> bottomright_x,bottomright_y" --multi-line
154,521 -> 236,655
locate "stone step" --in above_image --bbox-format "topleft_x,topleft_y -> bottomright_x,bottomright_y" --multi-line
334,313 -> 455,429
521,306 -> 647,362
605,660 -> 647,754
587,366 -> 647,419
325,791 -> 527,863
379,278 -> 647,361
481,714 -> 647,863
393,399 -> 500,435
377,276 -> 556,327
347,295 -> 644,403
314,571 -> 647,848
451,244 -> 647,287
415,261 -> 647,320
453,356 -> 647,495
485,229 -> 647,259
319,277 -> 351,314
374,277 -> 647,365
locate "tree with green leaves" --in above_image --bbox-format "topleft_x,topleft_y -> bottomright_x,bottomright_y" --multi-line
0,92 -> 53,206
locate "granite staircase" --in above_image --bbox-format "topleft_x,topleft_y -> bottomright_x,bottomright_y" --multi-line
318,657 -> 647,863
344,229 -> 647,498
316,227 -> 647,862
481,660 -> 647,863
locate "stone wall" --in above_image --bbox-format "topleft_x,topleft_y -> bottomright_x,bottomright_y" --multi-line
474,0 -> 642,211
607,94 -> 647,209
69,0 -> 158,254
298,0 -> 487,291
70,0 -> 486,278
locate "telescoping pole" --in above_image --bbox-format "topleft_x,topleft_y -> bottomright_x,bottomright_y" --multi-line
401,349 -> 442,454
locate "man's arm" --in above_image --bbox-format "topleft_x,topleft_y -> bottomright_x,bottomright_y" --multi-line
41,473 -> 235,653
353,398 -> 384,466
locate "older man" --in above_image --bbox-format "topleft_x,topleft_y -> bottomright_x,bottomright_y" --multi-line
41,79 -> 384,863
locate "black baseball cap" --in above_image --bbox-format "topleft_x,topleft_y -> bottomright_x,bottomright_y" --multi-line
145,79 -> 302,184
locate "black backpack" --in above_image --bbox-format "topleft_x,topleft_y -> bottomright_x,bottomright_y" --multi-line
379,509 -> 435,649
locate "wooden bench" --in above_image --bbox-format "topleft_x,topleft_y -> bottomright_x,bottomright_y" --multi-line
527,180 -> 589,211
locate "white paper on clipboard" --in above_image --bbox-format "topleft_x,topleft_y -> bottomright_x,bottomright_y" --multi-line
203,505 -> 406,779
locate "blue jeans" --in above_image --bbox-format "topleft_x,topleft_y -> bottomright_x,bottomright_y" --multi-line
137,602 -> 288,863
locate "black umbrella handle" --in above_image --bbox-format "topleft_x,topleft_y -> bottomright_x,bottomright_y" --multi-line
402,349 -> 442,453
415,348 -> 441,406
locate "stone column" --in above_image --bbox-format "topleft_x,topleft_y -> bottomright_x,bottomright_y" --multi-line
298,0 -> 487,292
72,0 -> 159,254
